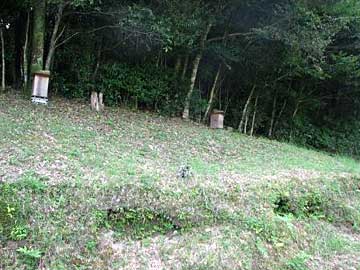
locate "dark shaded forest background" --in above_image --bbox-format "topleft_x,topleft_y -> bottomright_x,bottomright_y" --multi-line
2,0 -> 360,156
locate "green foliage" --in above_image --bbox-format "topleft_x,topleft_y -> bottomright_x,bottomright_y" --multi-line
53,47 -> 96,99
154,0 -> 206,51
15,172 -> 48,193
5,0 -> 360,161
328,52 -> 360,83
122,1 -> 206,52
10,225 -> 29,241
98,63 -> 187,115
278,116 -> 360,157
85,239 -> 97,253
245,215 -> 295,246
269,177 -> 360,229
0,183 -> 23,241
93,209 -> 109,228
189,87 -> 208,120
17,247 -> 42,270
257,2 -> 348,68
107,208 -> 179,239
0,173 -> 40,242
245,216 -> 279,243
285,252 -> 310,270
273,191 -> 327,219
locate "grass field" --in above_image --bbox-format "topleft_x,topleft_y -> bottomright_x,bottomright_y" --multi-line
1,94 -> 360,270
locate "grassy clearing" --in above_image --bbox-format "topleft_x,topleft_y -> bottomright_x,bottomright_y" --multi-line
1,94 -> 360,269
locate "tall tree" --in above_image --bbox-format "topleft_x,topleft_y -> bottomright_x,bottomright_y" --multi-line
182,22 -> 212,119
23,11 -> 30,88
0,24 -> 5,91
45,1 -> 66,70
31,0 -> 46,73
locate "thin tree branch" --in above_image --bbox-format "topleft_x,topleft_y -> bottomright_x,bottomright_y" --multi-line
55,26 -> 66,44
207,32 -> 254,43
55,32 -> 80,48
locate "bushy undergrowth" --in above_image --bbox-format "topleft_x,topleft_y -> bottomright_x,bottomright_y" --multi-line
268,177 -> 360,229
277,116 -> 360,158
54,63 -> 190,116
105,207 -> 180,239
273,191 -> 327,218
99,64 -> 186,111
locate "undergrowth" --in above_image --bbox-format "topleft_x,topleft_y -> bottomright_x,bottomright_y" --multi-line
0,183 -> 26,242
106,208 -> 181,239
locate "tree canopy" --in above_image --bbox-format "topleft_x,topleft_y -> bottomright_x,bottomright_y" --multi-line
2,0 -> 360,155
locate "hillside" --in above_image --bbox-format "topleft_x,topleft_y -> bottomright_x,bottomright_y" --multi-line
1,95 -> 360,270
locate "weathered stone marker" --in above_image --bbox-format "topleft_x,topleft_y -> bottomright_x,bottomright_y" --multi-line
31,70 -> 50,105
210,110 -> 224,129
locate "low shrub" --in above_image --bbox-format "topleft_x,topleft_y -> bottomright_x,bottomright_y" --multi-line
273,191 -> 327,219
277,116 -> 360,158
106,207 -> 180,239
0,183 -> 25,241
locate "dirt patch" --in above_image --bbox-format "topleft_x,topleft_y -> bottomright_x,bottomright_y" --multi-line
307,253 -> 360,270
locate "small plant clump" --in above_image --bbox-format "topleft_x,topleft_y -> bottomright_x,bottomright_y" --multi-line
273,191 -> 327,219
285,252 -> 310,270
10,225 -> 29,241
17,247 -> 42,270
106,207 -> 181,239
0,183 -> 26,241
15,171 -> 48,193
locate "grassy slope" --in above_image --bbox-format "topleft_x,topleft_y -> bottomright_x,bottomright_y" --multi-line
0,95 -> 360,270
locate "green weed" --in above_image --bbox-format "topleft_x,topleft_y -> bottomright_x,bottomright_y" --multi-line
17,247 -> 42,270
107,207 -> 180,239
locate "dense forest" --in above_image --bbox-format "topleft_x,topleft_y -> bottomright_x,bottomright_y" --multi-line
2,0 -> 360,156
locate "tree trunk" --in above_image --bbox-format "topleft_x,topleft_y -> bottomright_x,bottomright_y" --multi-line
156,50 -> 161,67
23,11 -> 30,88
238,85 -> 255,133
31,0 -> 46,74
268,94 -> 277,138
45,3 -> 65,70
182,54 -> 201,119
182,23 -> 212,119
273,99 -> 287,134
293,101 -> 300,119
244,109 -> 250,134
14,15 -> 24,89
202,28 -> 229,123
0,28 -> 5,91
250,94 -> 259,136
203,64 -> 221,122
92,41 -> 102,82
181,54 -> 189,80
174,56 -> 181,75
222,88 -> 230,114
10,59 -> 16,87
